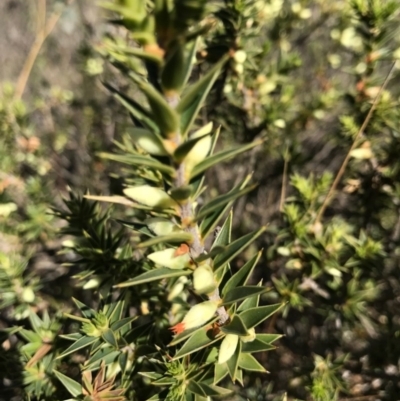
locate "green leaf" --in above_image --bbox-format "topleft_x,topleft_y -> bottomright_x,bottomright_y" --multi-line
114,45 -> 163,65
137,232 -> 193,248
152,376 -> 177,386
169,185 -> 193,201
139,371 -> 164,380
59,333 -> 82,341
98,152 -> 175,176
187,381 -> 207,397
124,185 -> 177,209
181,38 -> 199,86
177,55 -> 229,137
239,303 -> 284,329
72,298 -> 97,321
53,370 -> 82,397
195,246 -> 226,263
110,317 -> 137,332
173,327 -> 223,359
19,329 -> 40,343
56,336 -> 97,360
222,286 -> 269,306
129,127 -> 169,156
195,185 -> 256,222
222,252 -> 261,296
214,362 -> 229,384
237,281 -> 262,312
85,349 -> 121,371
132,76 -> 180,138
221,315 -> 248,336
199,173 -> 245,239
238,353 -> 267,373
190,140 -> 263,179
169,317 -> 218,346
102,329 -> 118,348
173,127 -> 213,163
214,226 -> 267,270
104,83 -> 159,132
104,297 -> 126,324
256,333 -> 282,344
115,268 -> 192,288
212,211 -> 232,248
241,338 -> 276,353
161,41 -> 187,94
84,195 -> 134,207
195,382 -> 233,397
226,341 -> 241,381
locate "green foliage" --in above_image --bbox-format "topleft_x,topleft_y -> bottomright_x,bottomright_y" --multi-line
2,0 -> 400,400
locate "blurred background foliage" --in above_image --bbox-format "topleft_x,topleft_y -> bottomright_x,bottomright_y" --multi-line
1,0 -> 400,400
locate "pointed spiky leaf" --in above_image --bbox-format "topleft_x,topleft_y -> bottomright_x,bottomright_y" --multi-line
173,328 -> 223,359
214,226 -> 267,270
115,268 -> 192,288
53,370 -> 82,397
238,353 -> 268,373
104,83 -> 159,132
177,55 -> 229,136
137,232 -> 193,248
102,329 -> 118,348
132,76 -> 180,138
214,362 -> 229,384
239,304 -> 284,329
173,124 -> 213,163
195,184 -> 256,221
222,252 -> 261,296
169,319 -> 217,347
199,175 -> 252,240
56,336 -> 97,360
129,127 -> 169,155
98,152 -> 175,175
226,340 -> 241,381
222,286 -> 269,306
221,315 -> 248,336
190,140 -> 262,179
241,339 -> 276,354
212,211 -> 232,248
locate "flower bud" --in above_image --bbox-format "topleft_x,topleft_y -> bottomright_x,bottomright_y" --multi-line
240,327 -> 256,343
218,334 -> 239,364
233,50 -> 247,64
81,322 -> 102,337
168,276 -> 188,301
170,300 -> 219,334
148,248 -> 191,270
21,287 -> 35,303
193,264 -> 217,295
93,312 -> 109,331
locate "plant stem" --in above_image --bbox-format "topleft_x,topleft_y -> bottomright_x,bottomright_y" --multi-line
167,92 -> 230,324
315,61 -> 397,225
14,0 -> 74,101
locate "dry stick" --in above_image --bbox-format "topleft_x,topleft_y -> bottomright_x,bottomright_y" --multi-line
315,62 -> 397,225
14,0 -> 74,101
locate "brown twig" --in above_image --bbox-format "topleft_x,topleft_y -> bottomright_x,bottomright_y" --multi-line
14,0 -> 74,101
315,62 -> 397,225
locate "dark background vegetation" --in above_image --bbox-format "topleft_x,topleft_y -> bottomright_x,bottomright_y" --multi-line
1,0 -> 400,400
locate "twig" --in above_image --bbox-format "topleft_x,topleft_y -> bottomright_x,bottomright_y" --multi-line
315,62 -> 397,225
14,0 -> 74,101
166,90 -> 230,324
